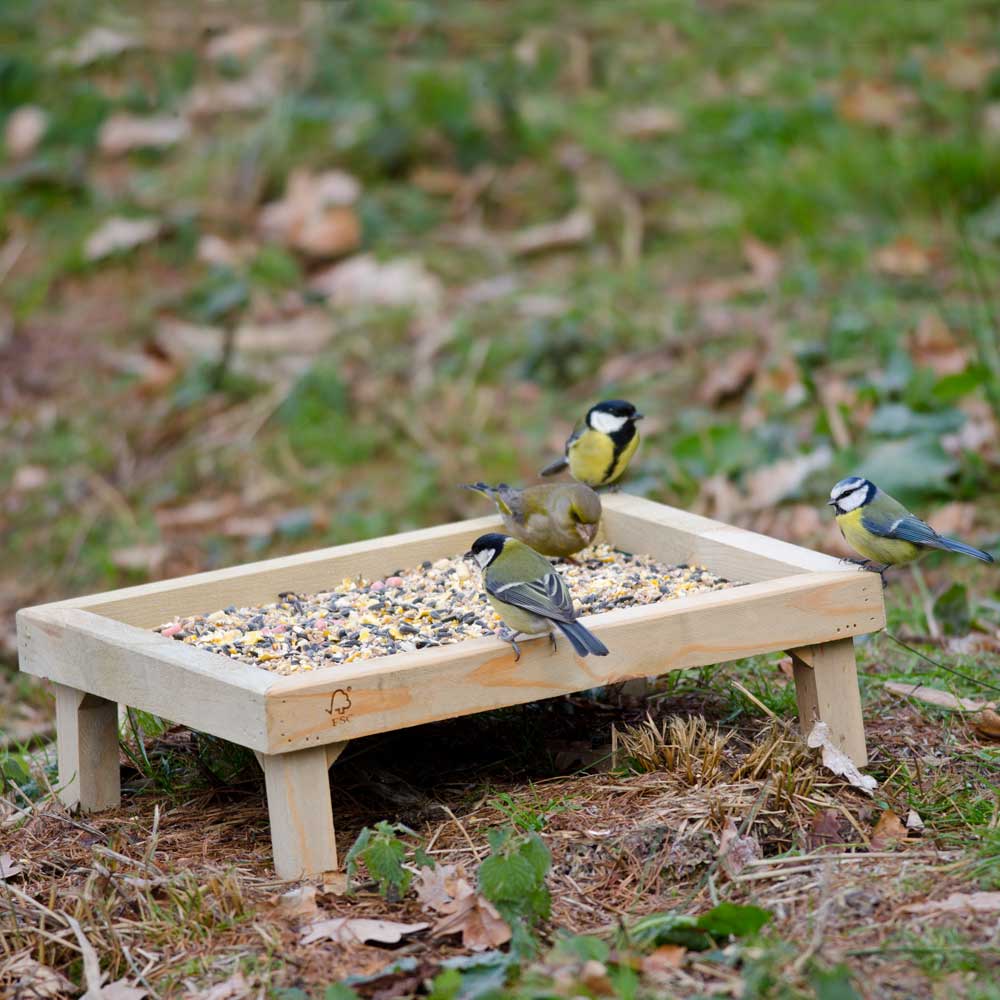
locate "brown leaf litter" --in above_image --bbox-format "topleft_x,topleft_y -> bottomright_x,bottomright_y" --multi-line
0,706 -> 993,996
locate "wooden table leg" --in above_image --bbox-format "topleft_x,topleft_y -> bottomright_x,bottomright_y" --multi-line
787,637 -> 867,767
54,682 -> 121,812
258,745 -> 344,879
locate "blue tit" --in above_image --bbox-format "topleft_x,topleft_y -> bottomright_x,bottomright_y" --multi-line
540,399 -> 643,489
462,481 -> 602,559
467,532 -> 610,661
828,477 -> 994,570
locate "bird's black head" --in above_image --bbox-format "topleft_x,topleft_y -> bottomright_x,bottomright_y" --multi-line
828,477 -> 876,514
466,532 -> 509,569
586,399 -> 644,433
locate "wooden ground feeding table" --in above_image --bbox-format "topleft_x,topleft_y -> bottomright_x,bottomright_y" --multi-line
17,494 -> 885,878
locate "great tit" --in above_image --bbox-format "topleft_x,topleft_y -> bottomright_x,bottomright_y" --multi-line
828,476 -> 994,570
462,481 -> 602,559
467,532 -> 610,660
540,399 -> 643,489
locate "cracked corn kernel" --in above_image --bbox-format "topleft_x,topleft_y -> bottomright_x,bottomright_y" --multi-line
154,543 -> 735,676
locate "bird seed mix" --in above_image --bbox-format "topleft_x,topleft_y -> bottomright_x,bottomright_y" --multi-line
155,544 -> 734,675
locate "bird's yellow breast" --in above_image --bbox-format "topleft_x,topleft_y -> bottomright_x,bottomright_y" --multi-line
836,507 -> 919,565
568,429 -> 638,487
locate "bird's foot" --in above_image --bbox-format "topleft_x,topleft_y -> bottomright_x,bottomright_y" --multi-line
497,626 -> 522,662
548,631 -> 558,655
877,565 -> 890,589
841,557 -> 872,569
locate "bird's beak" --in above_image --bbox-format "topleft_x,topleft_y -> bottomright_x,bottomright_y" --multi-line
577,522 -> 598,543
826,500 -> 837,507
463,550 -> 475,561
633,412 -> 645,421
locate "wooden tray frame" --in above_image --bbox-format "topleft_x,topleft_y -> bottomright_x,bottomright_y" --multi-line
17,494 -> 884,878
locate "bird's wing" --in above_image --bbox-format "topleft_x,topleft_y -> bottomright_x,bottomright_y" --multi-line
487,571 -> 576,623
495,484 -> 525,523
862,511 -> 939,546
539,422 -> 585,477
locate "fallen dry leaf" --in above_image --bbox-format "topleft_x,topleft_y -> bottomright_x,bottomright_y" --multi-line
807,722 -> 877,795
189,970 -> 253,1000
51,26 -> 140,67
413,863 -> 474,914
910,312 -> 968,376
906,809 -> 925,833
806,808 -> 852,851
205,25 -> 273,61
873,236 -> 932,277
4,105 -> 48,159
186,64 -> 280,117
718,817 -> 761,878
928,500 -> 977,539
0,852 -> 22,879
275,884 -> 319,920
929,44 -> 999,91
258,169 -> 361,258
870,809 -> 907,850
743,446 -> 833,512
101,980 -> 147,1000
197,234 -> 253,268
310,254 -> 443,314
641,944 -> 687,975
509,208 -> 594,255
883,681 -> 991,713
155,497 -> 240,529
98,114 -> 189,156
615,106 -> 683,138
0,954 -> 75,998
984,102 -> 1000,137
972,708 -> 1000,739
901,891 -> 1000,915
578,960 -> 616,995
838,80 -> 912,127
743,235 -> 781,287
697,347 -> 760,405
111,544 -> 167,574
300,917 -> 428,946
12,465 -> 49,492
432,892 -> 512,951
85,217 -> 161,261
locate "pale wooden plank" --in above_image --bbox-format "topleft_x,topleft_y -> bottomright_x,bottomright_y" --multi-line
788,638 -> 868,766
18,607 -> 273,750
54,683 -> 120,812
600,494 -> 851,582
259,747 -> 338,878
47,516 -> 500,629
264,570 -> 884,752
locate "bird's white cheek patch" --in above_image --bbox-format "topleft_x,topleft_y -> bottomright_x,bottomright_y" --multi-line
589,411 -> 629,434
474,549 -> 495,568
837,489 -> 867,512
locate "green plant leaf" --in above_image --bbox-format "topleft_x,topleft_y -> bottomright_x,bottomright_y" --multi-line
696,902 -> 774,939
934,583 -> 971,637
809,964 -> 863,1000
323,985 -> 361,1000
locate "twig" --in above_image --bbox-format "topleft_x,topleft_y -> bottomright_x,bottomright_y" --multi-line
437,803 -> 485,860
63,912 -> 105,998
884,630 -> 1000,696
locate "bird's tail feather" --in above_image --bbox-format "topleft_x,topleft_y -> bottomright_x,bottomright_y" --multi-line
461,481 -> 496,498
556,619 -> 609,657
933,535 -> 995,563
539,456 -> 569,477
